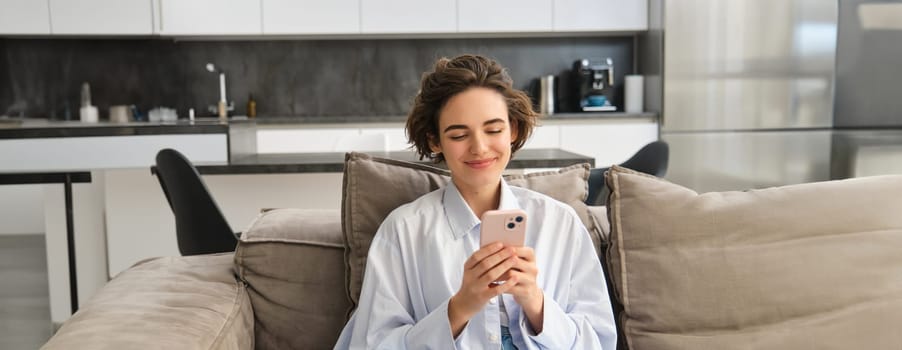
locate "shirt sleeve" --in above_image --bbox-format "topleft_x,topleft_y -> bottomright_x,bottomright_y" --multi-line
334,218 -> 463,350
519,212 -> 618,350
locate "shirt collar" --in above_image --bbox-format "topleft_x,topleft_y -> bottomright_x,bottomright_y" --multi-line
443,179 -> 520,240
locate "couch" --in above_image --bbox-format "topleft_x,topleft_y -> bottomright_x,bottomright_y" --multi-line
42,154 -> 902,350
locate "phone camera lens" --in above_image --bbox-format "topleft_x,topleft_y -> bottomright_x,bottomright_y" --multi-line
515,216 -> 523,222
507,222 -> 515,229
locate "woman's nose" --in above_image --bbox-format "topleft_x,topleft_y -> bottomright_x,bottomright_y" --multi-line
469,133 -> 488,154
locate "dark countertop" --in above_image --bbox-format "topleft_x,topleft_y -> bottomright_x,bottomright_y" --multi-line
192,148 -> 595,174
0,171 -> 92,185
0,118 -> 229,139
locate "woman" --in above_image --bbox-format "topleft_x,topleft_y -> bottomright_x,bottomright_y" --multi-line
335,54 -> 616,349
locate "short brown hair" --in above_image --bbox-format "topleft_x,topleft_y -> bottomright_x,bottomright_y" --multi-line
405,54 -> 538,163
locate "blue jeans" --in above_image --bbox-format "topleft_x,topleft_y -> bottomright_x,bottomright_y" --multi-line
501,326 -> 518,350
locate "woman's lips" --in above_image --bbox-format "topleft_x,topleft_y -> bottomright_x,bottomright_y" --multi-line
465,158 -> 496,169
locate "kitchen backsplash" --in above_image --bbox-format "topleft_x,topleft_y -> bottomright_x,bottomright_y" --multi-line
0,36 -> 634,120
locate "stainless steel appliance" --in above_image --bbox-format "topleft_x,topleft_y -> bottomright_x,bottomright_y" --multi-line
653,0 -> 838,192
538,75 -> 555,116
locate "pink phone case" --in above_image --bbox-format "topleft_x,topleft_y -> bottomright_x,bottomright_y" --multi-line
480,209 -> 527,247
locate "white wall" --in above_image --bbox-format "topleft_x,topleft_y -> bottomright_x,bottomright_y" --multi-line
0,186 -> 45,235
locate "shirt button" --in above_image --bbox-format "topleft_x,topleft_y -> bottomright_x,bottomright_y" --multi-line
489,333 -> 499,342
489,298 -> 497,304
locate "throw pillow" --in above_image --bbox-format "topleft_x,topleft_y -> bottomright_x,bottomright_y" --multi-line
342,152 -> 595,311
605,165 -> 902,349
236,209 -> 349,349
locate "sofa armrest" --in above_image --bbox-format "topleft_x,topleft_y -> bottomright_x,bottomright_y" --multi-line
42,253 -> 253,350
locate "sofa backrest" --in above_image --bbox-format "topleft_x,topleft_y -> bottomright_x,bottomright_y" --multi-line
232,154 -> 614,349
235,208 -> 349,350
235,205 -> 611,350
341,152 -> 599,312
604,165 -> 902,349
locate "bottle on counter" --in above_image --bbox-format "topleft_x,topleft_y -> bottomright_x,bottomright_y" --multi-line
63,100 -> 72,121
79,82 -> 99,123
247,93 -> 257,118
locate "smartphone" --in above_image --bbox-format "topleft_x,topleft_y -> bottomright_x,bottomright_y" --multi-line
480,209 -> 527,248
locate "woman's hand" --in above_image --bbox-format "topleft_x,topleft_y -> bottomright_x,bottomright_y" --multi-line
448,243 -> 519,337
507,246 -> 545,333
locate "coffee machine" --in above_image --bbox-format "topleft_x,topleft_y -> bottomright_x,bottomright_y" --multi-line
572,58 -> 616,112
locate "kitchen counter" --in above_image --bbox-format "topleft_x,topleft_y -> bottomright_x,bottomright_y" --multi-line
188,148 -> 595,175
0,111 -> 658,139
231,111 -> 658,126
0,119 -> 228,139
1,113 -> 643,173
0,119 -> 229,172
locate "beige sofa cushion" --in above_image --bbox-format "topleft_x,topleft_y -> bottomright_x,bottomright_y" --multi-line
605,165 -> 902,349
342,152 -> 594,310
42,253 -> 252,350
235,208 -> 350,350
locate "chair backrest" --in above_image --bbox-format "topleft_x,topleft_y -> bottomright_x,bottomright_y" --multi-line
586,141 -> 670,206
154,148 -> 237,256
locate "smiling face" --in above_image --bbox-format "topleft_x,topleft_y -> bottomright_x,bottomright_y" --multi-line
431,87 -> 517,195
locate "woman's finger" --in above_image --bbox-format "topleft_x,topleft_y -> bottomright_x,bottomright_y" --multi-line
465,243 -> 505,269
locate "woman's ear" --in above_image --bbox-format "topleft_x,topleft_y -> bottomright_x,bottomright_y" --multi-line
428,134 -> 442,154
509,118 -> 519,142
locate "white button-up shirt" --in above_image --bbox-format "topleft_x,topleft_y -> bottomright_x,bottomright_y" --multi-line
334,179 -> 616,349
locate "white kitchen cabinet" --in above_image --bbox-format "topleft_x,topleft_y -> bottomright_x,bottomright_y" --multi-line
522,124 -> 560,149
361,0 -> 456,34
0,0 -> 51,34
256,128 -> 360,153
49,0 -> 153,34
0,134 -> 227,172
554,0 -> 647,32
558,121 -> 658,167
256,126 -> 413,153
158,0 -> 262,35
359,127 -> 410,152
253,120 -> 659,168
458,0 -> 552,33
263,0 -> 359,34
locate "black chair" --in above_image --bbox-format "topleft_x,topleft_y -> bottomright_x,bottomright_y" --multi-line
586,141 -> 670,206
154,148 -> 238,256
